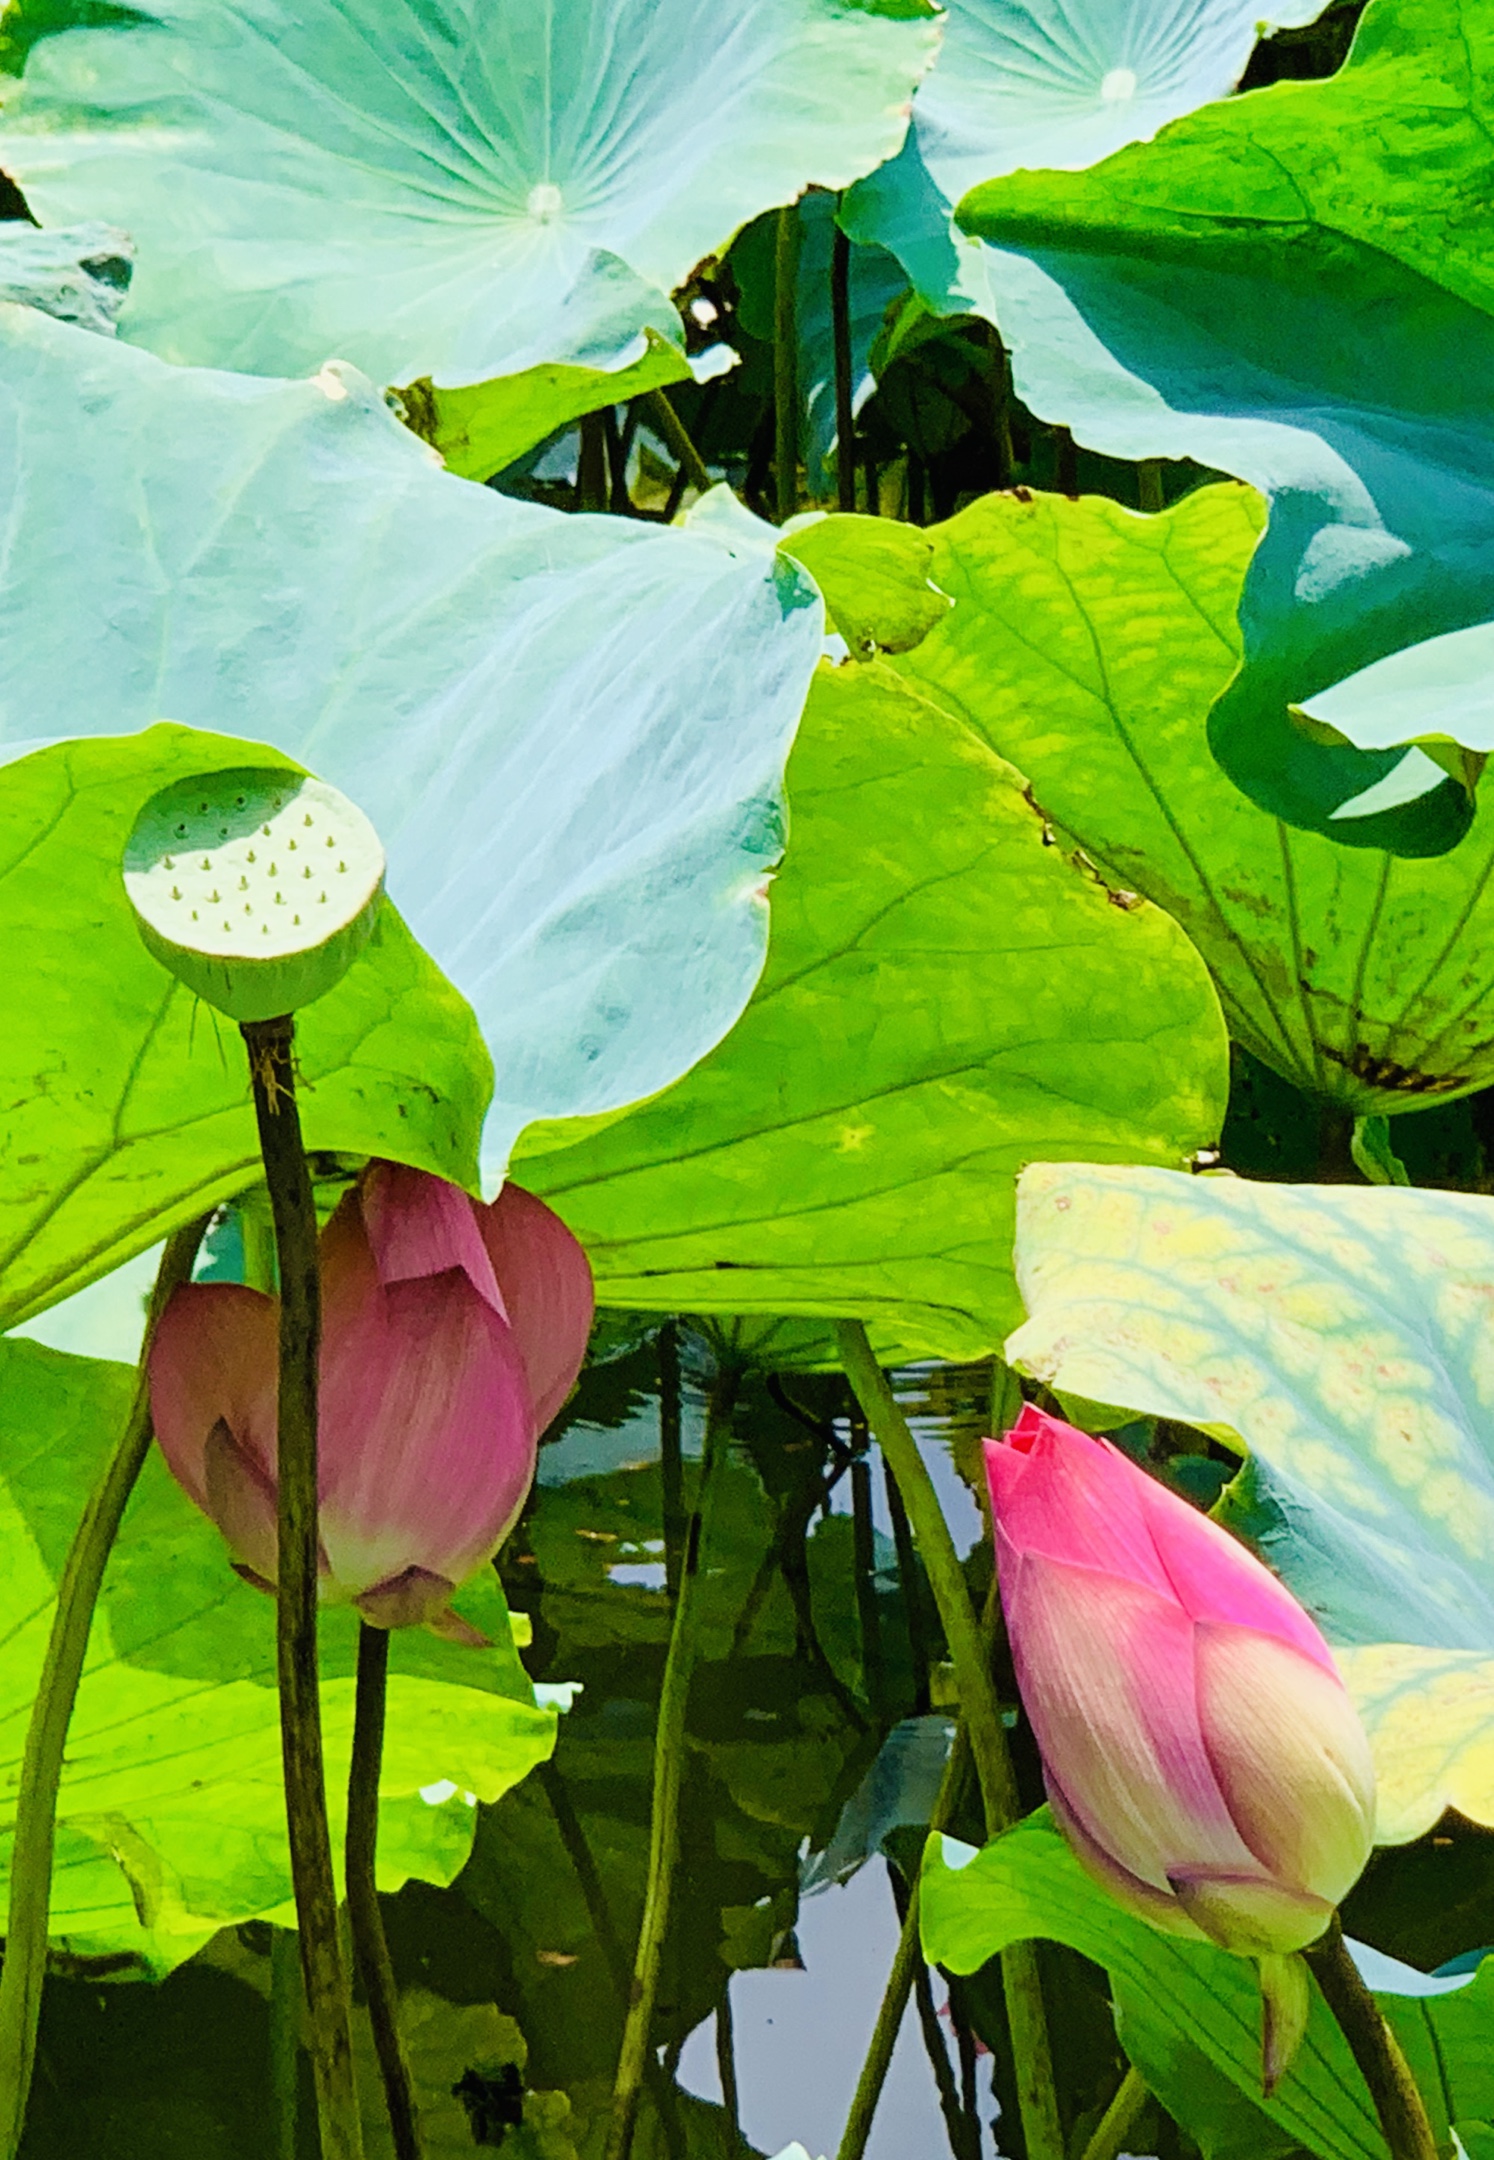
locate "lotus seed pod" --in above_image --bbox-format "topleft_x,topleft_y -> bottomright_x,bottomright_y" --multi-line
122,767 -> 386,1022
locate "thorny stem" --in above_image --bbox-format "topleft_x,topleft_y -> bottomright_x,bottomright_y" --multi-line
774,202 -> 801,524
0,1213 -> 210,2160
347,1622 -> 422,2160
850,1453 -> 886,1720
1304,1919 -> 1438,2160
243,1014 -> 364,2160
605,1366 -> 740,2160
837,1321 -> 1064,2160
577,411 -> 609,512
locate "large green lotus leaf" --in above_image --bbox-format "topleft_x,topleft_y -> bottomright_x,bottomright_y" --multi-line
1005,1159 -> 1494,1839
953,0 -> 1494,855
0,214 -> 132,331
843,0 -> 1324,320
898,483 -> 1494,1113
0,727 -> 493,1331
0,0 -> 938,388
396,331 -> 693,485
0,303 -> 823,1214
519,655 -> 1227,1363
0,1335 -> 555,1970
921,1811 -> 1494,2160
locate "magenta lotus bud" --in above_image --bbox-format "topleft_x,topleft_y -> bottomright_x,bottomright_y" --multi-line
986,1406 -> 1376,1963
149,1162 -> 593,1639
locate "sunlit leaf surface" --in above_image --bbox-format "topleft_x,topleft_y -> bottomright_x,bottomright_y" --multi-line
0,1336 -> 554,1969
845,0 -> 1324,318
1007,1159 -> 1494,1836
955,0 -> 1494,852
523,649 -> 1227,1362
0,0 -> 937,385
898,484 -> 1494,1112
0,305 -> 823,1225
922,1809 -> 1494,2160
395,331 -> 692,483
0,729 -> 492,1330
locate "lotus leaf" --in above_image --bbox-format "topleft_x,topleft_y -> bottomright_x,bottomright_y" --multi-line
956,0 -> 1494,853
0,304 -> 823,1244
521,651 -> 1227,1362
897,483 -> 1494,1113
0,0 -> 938,386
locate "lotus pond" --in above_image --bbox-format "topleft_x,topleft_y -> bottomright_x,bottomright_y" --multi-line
3,0 -> 1494,2154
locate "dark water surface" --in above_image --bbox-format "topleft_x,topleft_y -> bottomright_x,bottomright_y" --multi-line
22,1327 -> 1091,2159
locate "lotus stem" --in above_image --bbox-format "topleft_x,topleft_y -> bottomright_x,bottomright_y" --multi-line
1137,459 -> 1165,514
1304,1918 -> 1437,2160
1079,2066 -> 1149,2160
347,1621 -> 421,2160
836,1723 -> 970,2160
658,1320 -> 685,1598
774,201 -> 800,523
831,208 -> 856,513
243,1013 -> 363,2160
837,1320 -> 1064,2160
270,1926 -> 302,2160
644,390 -> 710,501
605,1365 -> 739,2160
715,1988 -> 740,2144
0,1212 -> 210,2160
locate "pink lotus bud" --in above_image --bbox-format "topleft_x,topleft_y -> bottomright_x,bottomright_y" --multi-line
149,1163 -> 593,1639
986,1406 -> 1375,1962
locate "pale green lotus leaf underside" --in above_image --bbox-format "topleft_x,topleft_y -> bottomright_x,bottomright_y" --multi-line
0,214 -> 133,332
952,0 -> 1494,852
0,305 -> 824,1262
0,0 -> 938,386
844,0 -> 1326,320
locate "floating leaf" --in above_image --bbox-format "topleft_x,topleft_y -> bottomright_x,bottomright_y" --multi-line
0,0 -> 938,385
894,483 -> 1494,1113
955,0 -> 1494,852
521,655 -> 1227,1362
1006,1160 -> 1494,1837
0,306 -> 823,1238
0,1336 -> 554,1969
